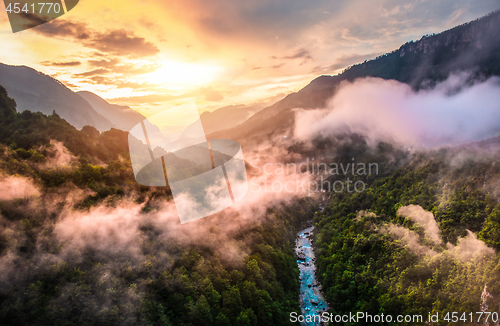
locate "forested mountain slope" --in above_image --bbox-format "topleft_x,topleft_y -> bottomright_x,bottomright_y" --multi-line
0,86 -> 313,326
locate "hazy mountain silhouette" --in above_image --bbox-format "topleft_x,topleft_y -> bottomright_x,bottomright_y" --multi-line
0,63 -> 115,131
182,103 -> 268,138
77,91 -> 146,132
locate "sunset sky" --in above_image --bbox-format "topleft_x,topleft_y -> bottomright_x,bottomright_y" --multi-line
0,0 -> 498,116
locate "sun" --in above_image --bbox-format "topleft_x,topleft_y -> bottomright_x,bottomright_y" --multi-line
143,60 -> 224,91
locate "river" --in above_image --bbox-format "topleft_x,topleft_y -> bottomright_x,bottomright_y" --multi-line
295,225 -> 329,325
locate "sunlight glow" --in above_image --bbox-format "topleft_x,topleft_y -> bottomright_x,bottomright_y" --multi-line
143,60 -> 224,91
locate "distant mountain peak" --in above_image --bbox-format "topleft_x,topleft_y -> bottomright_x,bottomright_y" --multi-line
0,63 -> 115,131
77,91 -> 146,132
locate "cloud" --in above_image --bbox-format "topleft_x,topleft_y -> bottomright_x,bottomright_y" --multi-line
398,205 -> 442,245
35,19 -> 90,39
85,59 -> 158,75
88,58 -> 121,69
87,30 -> 159,58
177,0 -> 344,43
79,76 -> 151,90
380,205 -> 495,262
41,60 -> 82,67
327,52 -> 381,71
71,62 -> 158,89
16,147 -> 313,271
380,223 -> 438,256
41,140 -> 76,168
108,92 -> 197,106
73,68 -> 110,77
0,175 -> 39,200
68,59 -> 159,89
448,230 -> 495,261
280,48 -> 313,61
34,20 -> 159,58
294,74 -> 500,148
165,0 -> 499,63
309,52 -> 381,74
201,87 -> 224,101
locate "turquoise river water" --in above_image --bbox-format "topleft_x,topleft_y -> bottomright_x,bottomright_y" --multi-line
295,226 -> 329,325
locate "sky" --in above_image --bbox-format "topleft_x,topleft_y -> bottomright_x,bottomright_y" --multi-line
0,0 -> 498,116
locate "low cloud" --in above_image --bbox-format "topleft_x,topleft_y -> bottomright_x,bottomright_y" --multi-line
380,223 -> 438,256
0,139 -> 316,284
294,74 -> 500,148
380,205 -> 494,262
448,230 -> 495,261
0,175 -> 39,200
45,140 -> 76,167
398,204 -> 442,244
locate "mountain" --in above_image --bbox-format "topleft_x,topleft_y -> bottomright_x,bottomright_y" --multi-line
198,104 -> 265,134
181,103 -> 268,138
77,91 -> 146,132
209,10 -> 500,147
0,63 -> 115,131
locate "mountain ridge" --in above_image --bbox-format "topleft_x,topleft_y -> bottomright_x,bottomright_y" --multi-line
0,63 -> 116,131
77,91 -> 147,132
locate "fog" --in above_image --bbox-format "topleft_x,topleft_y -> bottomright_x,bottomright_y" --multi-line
398,204 -> 442,245
294,74 -> 500,148
0,175 -> 39,200
381,205 -> 494,261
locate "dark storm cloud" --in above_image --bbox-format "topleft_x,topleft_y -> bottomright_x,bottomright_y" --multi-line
33,20 -> 159,58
